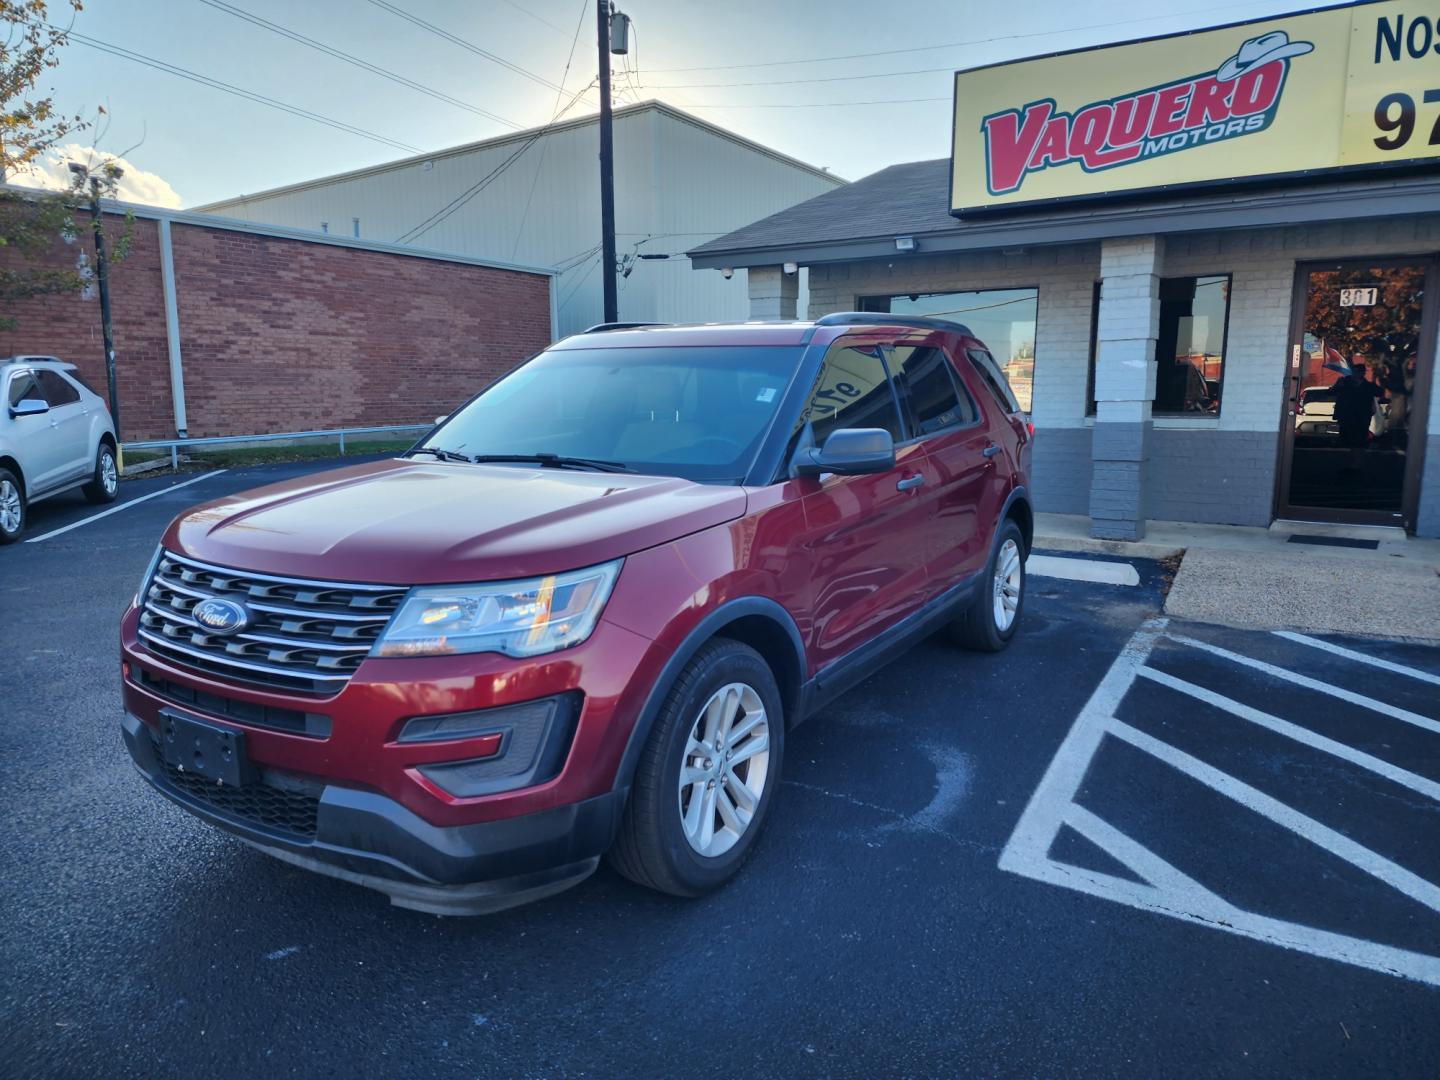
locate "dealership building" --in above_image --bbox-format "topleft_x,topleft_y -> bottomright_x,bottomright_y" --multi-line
692,0 -> 1440,539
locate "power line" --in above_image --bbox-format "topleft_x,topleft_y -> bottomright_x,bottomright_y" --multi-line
511,0 -> 591,258
683,96 -> 950,110
59,30 -> 423,154
395,79 -> 596,244
198,0 -> 524,130
495,0 -> 571,37
640,1 -> 1283,74
365,0 -> 575,95
642,64 -> 958,90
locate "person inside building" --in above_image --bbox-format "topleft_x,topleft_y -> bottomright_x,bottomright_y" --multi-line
1332,357 -> 1384,472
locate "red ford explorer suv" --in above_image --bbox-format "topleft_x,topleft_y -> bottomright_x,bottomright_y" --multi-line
120,314 -> 1033,914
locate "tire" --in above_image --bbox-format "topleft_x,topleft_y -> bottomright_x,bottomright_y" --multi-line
83,441 -> 119,504
949,519 -> 1026,652
0,468 -> 26,544
609,638 -> 784,897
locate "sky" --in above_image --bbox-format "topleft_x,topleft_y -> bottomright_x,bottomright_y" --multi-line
15,0 -> 1344,209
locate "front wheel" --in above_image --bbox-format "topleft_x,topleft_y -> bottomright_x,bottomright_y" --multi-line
949,519 -> 1026,652
609,638 -> 783,897
83,442 -> 119,504
0,469 -> 25,544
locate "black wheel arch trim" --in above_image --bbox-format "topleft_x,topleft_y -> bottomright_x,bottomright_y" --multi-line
610,596 -> 806,795
998,485 -> 1032,553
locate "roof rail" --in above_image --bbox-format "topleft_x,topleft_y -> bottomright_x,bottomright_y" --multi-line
581,321 -> 670,333
814,311 -> 974,336
0,354 -> 65,366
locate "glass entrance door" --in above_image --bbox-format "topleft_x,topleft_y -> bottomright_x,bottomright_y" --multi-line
1279,261 -> 1435,528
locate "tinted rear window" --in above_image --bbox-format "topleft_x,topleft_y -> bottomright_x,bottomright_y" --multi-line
966,349 -> 1022,414
890,345 -> 976,436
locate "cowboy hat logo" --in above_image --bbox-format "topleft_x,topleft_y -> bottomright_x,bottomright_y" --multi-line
1217,30 -> 1314,82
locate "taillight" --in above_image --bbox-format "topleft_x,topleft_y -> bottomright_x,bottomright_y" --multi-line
1026,420 -> 1035,437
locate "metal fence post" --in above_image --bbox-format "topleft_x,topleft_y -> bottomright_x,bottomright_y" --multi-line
339,431 -> 346,455
171,444 -> 179,470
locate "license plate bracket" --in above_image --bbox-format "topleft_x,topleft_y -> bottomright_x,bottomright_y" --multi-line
159,709 -> 255,788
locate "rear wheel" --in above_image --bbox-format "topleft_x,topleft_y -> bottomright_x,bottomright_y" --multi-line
609,638 -> 783,897
83,442 -> 119,504
0,469 -> 24,544
949,519 -> 1025,652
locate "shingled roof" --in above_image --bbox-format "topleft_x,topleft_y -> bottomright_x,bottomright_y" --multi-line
690,158 -> 953,260
687,158 -> 1440,271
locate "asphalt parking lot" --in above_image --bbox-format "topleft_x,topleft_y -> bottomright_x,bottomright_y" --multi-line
2,460 -> 1437,1079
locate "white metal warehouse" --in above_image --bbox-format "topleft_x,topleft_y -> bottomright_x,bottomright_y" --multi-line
199,101 -> 842,337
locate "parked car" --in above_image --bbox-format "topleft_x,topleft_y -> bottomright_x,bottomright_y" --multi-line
1,355 -> 119,543
119,314 -> 1033,914
1294,384 -> 1386,440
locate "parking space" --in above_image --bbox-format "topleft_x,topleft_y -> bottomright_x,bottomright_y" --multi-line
2,459 -> 1437,1079
1001,619 -> 1440,988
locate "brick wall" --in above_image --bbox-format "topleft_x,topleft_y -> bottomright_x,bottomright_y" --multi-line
0,210 -> 553,440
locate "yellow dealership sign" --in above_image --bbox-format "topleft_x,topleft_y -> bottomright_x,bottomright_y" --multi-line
950,0 -> 1440,214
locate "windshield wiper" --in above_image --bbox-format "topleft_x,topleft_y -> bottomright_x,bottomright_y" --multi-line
407,447 -> 474,463
469,453 -> 635,473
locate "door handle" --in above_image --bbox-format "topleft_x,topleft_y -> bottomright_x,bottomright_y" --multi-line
982,444 -> 1002,459
896,473 -> 925,492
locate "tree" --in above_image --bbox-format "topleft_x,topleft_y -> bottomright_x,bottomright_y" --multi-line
1,0 -> 128,332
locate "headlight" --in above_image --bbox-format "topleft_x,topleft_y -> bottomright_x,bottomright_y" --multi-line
135,545 -> 162,607
372,560 -> 622,659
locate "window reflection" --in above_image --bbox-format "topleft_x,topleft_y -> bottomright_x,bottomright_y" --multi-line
859,288 -> 1038,411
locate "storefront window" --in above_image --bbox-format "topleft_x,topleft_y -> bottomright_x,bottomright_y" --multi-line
1088,275 -> 1231,415
858,288 -> 1038,411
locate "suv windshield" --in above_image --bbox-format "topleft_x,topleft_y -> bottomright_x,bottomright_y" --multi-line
421,345 -> 802,483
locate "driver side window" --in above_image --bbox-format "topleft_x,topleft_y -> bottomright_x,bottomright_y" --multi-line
801,344 -> 904,447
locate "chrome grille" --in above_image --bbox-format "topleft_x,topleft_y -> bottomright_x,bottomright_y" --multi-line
138,550 -> 407,695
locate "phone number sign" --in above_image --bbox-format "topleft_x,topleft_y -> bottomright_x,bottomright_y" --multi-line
1342,5 -> 1440,165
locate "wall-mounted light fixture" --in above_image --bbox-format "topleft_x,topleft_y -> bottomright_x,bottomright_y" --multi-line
720,267 -> 734,280
894,236 -> 917,252
782,261 -> 798,275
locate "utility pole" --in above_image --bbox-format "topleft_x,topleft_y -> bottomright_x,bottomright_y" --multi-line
70,162 -> 122,436
596,0 -> 618,323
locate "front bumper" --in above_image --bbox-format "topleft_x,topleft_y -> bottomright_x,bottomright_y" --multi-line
122,713 -> 624,915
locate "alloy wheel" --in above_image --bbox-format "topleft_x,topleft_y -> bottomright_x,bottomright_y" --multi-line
0,479 -> 21,535
101,450 -> 118,495
677,681 -> 770,858
992,537 -> 1022,632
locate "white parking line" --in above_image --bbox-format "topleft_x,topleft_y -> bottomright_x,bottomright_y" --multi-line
1025,554 -> 1140,586
1138,667 -> 1440,802
23,469 -> 226,545
1274,631 -> 1440,688
1110,719 -> 1440,913
1000,616 -> 1440,988
1168,633 -> 1440,736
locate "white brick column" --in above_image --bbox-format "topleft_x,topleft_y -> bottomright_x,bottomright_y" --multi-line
1091,236 -> 1162,541
747,265 -> 798,320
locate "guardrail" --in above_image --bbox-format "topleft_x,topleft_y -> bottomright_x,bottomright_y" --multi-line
123,423 -> 434,470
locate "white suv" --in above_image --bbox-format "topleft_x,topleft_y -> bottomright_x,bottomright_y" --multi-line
1,356 -> 119,543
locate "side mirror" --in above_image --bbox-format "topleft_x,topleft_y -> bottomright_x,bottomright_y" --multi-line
9,398 -> 49,419
794,428 -> 896,477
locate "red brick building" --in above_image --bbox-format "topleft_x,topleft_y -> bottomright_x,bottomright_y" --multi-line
0,200 -> 555,441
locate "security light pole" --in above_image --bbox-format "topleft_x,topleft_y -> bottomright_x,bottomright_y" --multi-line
70,162 -> 122,436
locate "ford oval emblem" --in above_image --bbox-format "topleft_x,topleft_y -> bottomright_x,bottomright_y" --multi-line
192,597 -> 249,636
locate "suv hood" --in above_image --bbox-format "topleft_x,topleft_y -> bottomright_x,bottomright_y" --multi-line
166,459 -> 747,584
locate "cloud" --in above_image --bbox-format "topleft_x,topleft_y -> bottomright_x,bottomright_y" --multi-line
10,144 -> 183,209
